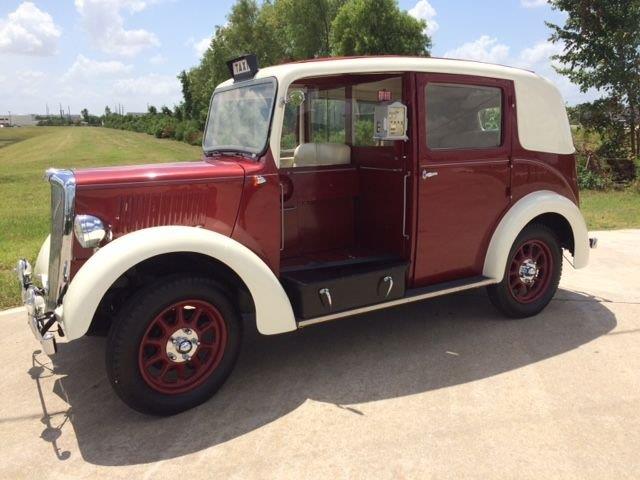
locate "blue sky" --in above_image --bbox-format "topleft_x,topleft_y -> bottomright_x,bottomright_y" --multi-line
0,0 -> 596,114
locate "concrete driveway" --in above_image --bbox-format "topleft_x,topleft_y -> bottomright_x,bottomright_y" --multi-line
1,230 -> 639,479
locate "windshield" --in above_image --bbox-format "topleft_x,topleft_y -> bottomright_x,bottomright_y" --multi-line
203,78 -> 277,156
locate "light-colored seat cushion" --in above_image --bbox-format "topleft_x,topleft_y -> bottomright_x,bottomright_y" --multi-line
293,143 -> 351,167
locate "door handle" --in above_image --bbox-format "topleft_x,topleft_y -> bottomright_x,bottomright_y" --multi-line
422,170 -> 438,180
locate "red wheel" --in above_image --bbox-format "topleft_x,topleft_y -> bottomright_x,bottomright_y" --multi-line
487,224 -> 562,318
138,300 -> 228,395
106,275 -> 241,415
507,239 -> 554,304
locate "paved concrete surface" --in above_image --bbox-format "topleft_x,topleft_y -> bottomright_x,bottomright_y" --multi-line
1,230 -> 639,479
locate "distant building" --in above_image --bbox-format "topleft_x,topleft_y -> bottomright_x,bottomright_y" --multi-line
0,114 -> 39,127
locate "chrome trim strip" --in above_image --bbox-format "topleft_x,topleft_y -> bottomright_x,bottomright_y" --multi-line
297,277 -> 496,328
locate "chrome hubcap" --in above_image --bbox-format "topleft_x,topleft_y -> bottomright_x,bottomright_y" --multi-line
166,328 -> 200,363
518,258 -> 539,284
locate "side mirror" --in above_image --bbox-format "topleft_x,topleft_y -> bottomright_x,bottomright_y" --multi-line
285,90 -> 306,108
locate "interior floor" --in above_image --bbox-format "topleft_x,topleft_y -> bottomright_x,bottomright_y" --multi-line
280,246 -> 401,272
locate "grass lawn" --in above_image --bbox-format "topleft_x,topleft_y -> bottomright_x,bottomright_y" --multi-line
580,189 -> 640,230
1,126 -> 639,309
0,127 -> 201,309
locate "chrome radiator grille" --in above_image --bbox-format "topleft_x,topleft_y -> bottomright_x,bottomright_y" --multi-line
45,169 -> 75,310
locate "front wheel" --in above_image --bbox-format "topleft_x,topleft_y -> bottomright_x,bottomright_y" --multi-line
106,275 -> 242,415
487,224 -> 563,318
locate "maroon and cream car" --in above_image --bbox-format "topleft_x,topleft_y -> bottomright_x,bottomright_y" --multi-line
16,55 -> 595,415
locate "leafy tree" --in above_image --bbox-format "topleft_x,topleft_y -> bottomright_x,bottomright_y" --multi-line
331,0 -> 431,56
548,0 -> 640,156
81,108 -> 89,122
274,0 -> 347,58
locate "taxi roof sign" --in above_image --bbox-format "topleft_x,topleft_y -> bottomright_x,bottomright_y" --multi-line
226,54 -> 259,82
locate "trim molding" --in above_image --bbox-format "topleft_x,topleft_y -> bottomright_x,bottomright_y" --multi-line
297,276 -> 495,328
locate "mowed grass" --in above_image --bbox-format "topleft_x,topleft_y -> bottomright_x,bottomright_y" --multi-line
0,127 -> 201,309
580,189 -> 640,230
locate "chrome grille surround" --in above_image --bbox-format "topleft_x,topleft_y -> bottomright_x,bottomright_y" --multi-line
45,168 -> 76,311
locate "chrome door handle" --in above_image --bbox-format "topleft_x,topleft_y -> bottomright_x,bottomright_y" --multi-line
422,170 -> 438,180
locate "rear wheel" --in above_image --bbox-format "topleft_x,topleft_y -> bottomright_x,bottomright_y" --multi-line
106,275 -> 241,415
487,224 -> 563,318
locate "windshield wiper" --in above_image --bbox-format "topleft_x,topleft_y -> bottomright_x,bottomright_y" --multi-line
205,149 -> 256,159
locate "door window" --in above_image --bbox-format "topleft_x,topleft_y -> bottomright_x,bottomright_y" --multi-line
426,83 -> 502,150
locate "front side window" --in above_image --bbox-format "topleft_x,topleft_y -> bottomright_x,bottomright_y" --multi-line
203,78 -> 276,155
426,83 -> 502,150
309,87 -> 346,144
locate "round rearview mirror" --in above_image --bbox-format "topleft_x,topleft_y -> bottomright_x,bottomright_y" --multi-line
286,90 -> 306,107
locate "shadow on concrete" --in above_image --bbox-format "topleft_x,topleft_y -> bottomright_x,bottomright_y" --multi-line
33,288 -> 616,465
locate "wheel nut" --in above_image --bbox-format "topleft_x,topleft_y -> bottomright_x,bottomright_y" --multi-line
168,353 -> 176,360
183,354 -> 190,361
184,328 -> 191,334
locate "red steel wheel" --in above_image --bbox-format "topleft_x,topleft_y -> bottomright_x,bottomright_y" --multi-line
138,300 -> 228,395
507,239 -> 554,304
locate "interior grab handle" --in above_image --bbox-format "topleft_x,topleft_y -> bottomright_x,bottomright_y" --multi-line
280,183 -> 285,251
402,172 -> 410,240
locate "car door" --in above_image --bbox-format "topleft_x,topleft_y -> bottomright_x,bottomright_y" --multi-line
413,73 -> 513,286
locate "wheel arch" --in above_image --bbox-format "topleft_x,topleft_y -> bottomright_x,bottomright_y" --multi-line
61,226 -> 296,341
483,190 -> 589,282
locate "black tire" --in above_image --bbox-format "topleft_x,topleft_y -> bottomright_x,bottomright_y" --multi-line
487,223 -> 563,318
106,275 -> 242,415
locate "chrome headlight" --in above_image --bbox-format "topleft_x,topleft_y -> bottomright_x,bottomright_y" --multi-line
73,215 -> 108,248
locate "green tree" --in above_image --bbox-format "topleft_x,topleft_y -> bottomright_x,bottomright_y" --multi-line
81,108 -> 89,122
547,0 -> 640,156
274,0 -> 347,58
331,0 -> 431,56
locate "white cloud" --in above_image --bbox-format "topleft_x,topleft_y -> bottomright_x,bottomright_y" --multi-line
63,54 -> 132,80
114,73 -> 181,98
521,0 -> 548,7
74,0 -> 160,56
187,35 -> 212,57
518,40 -> 563,67
444,35 -> 510,64
149,53 -> 167,65
408,0 -> 439,36
0,2 -> 61,56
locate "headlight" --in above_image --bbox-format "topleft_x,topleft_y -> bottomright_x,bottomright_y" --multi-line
73,215 -> 108,248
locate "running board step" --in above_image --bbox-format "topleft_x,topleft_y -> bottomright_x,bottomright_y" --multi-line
297,275 -> 496,328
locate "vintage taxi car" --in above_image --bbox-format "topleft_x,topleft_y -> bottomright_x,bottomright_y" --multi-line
16,55 -> 596,415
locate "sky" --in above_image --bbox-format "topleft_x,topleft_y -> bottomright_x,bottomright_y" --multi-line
0,0 -> 599,115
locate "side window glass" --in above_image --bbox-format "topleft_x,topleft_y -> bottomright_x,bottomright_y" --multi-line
426,83 -> 502,150
309,87 -> 346,144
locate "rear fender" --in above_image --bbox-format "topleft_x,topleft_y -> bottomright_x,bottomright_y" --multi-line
483,190 -> 589,282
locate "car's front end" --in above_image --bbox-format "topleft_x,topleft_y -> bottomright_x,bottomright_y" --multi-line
16,168 -> 77,355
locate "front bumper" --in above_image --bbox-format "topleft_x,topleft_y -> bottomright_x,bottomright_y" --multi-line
16,258 -> 58,356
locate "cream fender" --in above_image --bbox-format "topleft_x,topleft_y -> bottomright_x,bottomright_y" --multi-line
60,226 -> 296,341
483,190 -> 589,282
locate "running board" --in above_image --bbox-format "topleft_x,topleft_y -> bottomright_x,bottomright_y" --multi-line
297,275 -> 496,328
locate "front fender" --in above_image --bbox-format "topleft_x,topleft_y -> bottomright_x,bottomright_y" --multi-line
60,226 -> 296,340
483,190 -> 589,282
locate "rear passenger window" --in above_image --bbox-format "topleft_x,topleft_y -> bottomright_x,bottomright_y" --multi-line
426,84 -> 502,150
